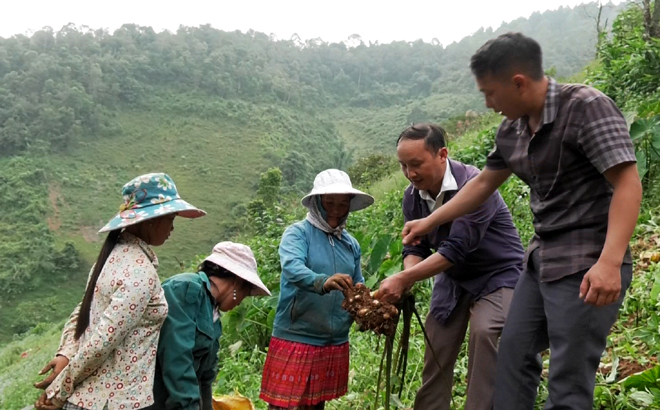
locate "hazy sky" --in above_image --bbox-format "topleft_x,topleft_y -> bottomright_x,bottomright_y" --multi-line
1,0 -> 623,45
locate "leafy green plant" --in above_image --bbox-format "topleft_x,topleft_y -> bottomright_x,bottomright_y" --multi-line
630,115 -> 660,183
588,7 -> 660,114
622,365 -> 660,391
451,127 -> 496,169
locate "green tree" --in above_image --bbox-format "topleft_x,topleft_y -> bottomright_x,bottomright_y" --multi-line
256,168 -> 282,208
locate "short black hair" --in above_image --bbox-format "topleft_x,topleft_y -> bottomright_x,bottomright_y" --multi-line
470,32 -> 544,81
396,123 -> 447,153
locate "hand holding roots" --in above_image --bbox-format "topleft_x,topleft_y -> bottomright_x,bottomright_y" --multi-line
341,283 -> 399,337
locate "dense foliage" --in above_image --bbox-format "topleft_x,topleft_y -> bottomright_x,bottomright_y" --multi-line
589,5 -> 660,115
0,1 -> 626,313
0,2 -> 625,158
587,4 -> 660,187
0,158 -> 79,295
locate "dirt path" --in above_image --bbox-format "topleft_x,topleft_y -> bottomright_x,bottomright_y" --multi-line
47,184 -> 62,231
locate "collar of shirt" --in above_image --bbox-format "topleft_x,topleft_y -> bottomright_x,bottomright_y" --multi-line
198,271 -> 213,293
121,231 -> 159,269
515,77 -> 560,134
418,160 -> 458,212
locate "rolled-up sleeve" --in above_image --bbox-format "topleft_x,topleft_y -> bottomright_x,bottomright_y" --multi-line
56,302 -> 81,360
279,225 -> 329,294
436,189 -> 500,267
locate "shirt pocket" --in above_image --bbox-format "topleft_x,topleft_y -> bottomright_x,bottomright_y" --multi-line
194,315 -> 215,360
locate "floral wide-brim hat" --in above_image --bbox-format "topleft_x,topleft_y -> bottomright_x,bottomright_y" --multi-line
99,173 -> 206,233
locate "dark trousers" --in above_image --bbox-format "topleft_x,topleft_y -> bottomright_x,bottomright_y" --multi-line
493,250 -> 633,410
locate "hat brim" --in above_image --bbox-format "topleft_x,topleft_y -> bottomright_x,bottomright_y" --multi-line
204,253 -> 271,296
301,184 -> 374,212
98,198 -> 206,233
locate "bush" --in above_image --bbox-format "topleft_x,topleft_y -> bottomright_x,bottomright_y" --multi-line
587,6 -> 660,115
10,297 -> 60,335
348,154 -> 399,189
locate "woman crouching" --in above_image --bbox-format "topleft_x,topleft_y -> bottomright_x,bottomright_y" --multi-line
146,241 -> 270,410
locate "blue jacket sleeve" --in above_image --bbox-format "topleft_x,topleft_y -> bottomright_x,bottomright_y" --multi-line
279,224 -> 330,294
436,190 -> 501,266
352,238 -> 365,285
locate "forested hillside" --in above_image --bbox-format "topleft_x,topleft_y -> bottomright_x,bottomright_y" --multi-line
3,0 -> 660,409
0,1 -> 625,157
0,2 -> 628,341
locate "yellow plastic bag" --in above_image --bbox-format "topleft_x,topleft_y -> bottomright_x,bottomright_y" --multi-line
212,392 -> 255,410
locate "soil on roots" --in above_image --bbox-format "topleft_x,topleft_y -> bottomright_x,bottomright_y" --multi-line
341,283 -> 399,337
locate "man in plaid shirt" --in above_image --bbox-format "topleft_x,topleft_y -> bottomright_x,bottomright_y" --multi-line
399,32 -> 642,409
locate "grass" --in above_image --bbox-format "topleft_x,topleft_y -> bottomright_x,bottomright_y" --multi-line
0,323 -> 64,409
330,93 -> 484,154
48,109 -> 267,268
0,270 -> 88,343
0,108 -> 269,343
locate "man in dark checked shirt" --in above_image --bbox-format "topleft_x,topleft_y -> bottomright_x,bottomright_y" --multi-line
397,33 -> 642,409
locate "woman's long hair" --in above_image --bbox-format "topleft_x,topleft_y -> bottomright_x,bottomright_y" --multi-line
74,229 -> 122,340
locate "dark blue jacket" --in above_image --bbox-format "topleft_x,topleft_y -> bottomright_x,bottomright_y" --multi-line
402,159 -> 523,323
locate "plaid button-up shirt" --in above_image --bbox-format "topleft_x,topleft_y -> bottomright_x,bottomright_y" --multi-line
485,78 -> 636,281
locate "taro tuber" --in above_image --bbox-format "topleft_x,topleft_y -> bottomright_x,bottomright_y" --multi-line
342,283 -> 399,337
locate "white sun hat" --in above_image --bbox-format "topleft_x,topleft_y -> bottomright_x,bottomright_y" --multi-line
203,242 -> 271,296
301,169 -> 374,212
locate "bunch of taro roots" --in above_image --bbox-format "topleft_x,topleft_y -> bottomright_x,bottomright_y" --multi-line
342,284 -> 434,409
341,283 -> 399,337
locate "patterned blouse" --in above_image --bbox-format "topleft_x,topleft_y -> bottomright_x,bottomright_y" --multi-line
46,232 -> 168,410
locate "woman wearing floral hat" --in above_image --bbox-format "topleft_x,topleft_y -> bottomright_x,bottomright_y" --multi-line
259,169 -> 374,410
34,173 -> 205,410
145,241 -> 270,410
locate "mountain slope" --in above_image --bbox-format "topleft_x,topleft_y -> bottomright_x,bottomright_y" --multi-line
0,1 -> 629,342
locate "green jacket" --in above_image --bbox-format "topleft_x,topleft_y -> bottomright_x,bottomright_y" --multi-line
151,272 -> 223,410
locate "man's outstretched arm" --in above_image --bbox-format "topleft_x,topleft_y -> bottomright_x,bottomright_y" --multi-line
402,167 -> 511,245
